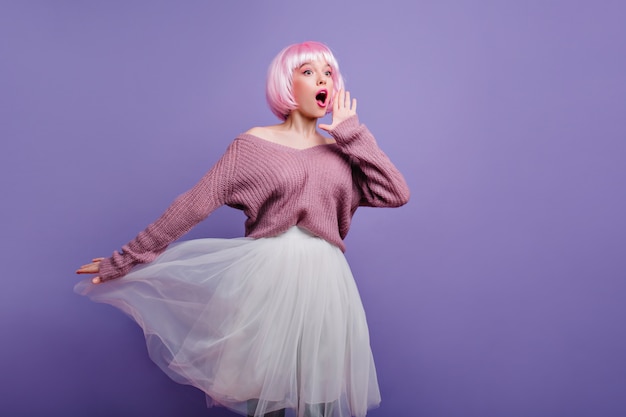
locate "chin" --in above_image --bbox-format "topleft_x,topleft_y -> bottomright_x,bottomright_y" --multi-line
314,108 -> 328,118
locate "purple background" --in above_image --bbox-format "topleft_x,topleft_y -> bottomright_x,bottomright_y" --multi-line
1,1 -> 625,416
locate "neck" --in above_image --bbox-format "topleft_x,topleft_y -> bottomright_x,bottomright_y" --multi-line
281,111 -> 319,139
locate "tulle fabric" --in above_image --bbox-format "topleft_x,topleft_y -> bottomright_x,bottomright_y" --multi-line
75,227 -> 380,417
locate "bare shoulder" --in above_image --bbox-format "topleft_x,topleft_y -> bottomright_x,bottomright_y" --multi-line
244,126 -> 280,141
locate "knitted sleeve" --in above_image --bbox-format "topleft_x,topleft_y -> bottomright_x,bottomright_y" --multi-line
329,115 -> 410,207
97,141 -> 239,282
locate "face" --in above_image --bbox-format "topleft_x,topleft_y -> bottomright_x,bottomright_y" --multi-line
291,60 -> 334,119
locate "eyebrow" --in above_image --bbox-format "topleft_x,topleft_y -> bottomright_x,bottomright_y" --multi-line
298,62 -> 331,69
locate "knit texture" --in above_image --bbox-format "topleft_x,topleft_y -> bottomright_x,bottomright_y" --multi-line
98,116 -> 409,281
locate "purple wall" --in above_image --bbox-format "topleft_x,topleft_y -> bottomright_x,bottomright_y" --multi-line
2,1 -> 625,416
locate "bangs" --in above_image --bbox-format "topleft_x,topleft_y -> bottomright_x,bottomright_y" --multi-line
284,47 -> 339,75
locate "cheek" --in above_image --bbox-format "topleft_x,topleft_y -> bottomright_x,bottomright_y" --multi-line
292,78 -> 315,106
292,86 -> 304,105
328,78 -> 336,95
292,79 -> 305,99
327,79 -> 336,103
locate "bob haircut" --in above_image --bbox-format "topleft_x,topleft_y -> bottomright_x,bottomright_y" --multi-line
266,41 -> 345,121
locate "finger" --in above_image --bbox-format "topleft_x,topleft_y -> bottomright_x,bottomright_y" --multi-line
352,98 -> 357,113
337,89 -> 345,109
92,258 -> 104,263
318,123 -> 330,131
92,277 -> 102,284
344,91 -> 350,109
77,262 -> 100,274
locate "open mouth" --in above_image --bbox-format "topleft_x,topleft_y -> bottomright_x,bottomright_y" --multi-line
315,90 -> 328,106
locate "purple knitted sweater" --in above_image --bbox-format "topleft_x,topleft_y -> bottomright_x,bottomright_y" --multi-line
98,116 -> 410,281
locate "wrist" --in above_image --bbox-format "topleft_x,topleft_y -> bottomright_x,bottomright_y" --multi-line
329,115 -> 360,139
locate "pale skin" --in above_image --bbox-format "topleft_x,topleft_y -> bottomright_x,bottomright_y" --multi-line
76,59 -> 357,284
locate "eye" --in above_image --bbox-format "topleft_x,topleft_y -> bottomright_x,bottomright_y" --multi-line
303,69 -> 313,75
324,70 -> 332,77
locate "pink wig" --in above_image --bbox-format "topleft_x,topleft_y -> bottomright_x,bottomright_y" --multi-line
266,41 -> 345,121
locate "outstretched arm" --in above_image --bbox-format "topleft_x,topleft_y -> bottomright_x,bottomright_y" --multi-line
76,141 -> 239,283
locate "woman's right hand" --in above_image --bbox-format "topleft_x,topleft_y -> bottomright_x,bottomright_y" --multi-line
76,258 -> 105,284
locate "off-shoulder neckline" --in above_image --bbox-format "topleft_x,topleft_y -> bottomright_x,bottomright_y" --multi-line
237,133 -> 338,152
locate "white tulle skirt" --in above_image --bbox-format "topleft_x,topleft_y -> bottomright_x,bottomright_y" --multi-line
75,227 -> 380,417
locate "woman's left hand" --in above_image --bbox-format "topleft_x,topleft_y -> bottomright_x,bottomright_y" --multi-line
318,89 -> 357,132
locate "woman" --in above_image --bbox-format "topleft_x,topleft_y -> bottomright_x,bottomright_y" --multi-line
76,41 -> 410,417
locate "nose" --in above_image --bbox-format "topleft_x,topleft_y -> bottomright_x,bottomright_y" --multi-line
317,77 -> 326,85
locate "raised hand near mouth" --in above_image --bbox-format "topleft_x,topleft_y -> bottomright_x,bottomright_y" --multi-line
318,89 -> 357,132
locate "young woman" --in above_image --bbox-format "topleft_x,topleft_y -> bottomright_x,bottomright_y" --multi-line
76,41 -> 410,417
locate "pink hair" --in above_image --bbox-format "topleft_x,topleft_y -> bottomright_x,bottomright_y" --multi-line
266,41 -> 345,121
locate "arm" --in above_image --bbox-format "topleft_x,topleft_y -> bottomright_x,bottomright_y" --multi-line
77,141 -> 239,283
320,90 -> 410,207
331,116 -> 410,207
